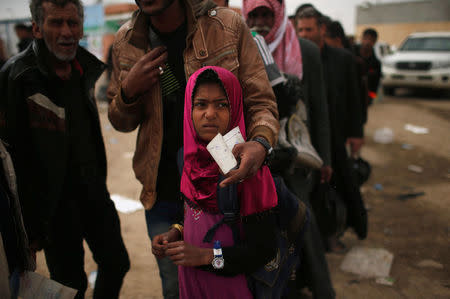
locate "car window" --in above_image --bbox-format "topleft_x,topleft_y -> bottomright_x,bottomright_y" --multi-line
400,37 -> 450,52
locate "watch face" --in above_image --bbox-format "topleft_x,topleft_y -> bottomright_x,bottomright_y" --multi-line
212,257 -> 224,269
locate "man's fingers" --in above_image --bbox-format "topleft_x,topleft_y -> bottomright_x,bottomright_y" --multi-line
231,143 -> 244,157
141,46 -> 167,62
220,168 -> 247,187
143,52 -> 168,73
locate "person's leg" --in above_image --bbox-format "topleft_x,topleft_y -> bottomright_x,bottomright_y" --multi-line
44,199 -> 87,299
284,170 -> 336,299
332,146 -> 368,240
83,187 -> 130,299
145,200 -> 183,299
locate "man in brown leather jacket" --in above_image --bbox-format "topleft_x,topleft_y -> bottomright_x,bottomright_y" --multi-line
107,0 -> 279,297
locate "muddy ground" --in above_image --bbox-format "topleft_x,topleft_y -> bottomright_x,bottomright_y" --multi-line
36,90 -> 450,298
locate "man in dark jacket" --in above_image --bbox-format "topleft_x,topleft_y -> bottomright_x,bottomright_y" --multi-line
0,0 -> 130,298
354,28 -> 382,104
296,7 -> 368,242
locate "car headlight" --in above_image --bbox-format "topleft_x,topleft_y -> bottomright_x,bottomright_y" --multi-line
432,61 -> 450,69
383,60 -> 396,68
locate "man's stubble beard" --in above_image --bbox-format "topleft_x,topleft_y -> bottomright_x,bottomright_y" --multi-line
42,34 -> 77,62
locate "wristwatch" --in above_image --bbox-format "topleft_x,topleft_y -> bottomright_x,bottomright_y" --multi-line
252,136 -> 274,164
211,240 -> 224,269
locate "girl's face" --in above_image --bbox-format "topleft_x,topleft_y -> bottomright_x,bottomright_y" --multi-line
192,83 -> 230,143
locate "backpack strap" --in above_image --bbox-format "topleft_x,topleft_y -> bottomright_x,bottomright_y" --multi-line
203,176 -> 241,243
176,147 -> 241,244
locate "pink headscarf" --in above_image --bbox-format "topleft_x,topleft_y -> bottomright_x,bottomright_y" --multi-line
180,66 -> 278,216
243,0 -> 303,80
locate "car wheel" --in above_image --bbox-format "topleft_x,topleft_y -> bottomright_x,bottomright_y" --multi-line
383,86 -> 395,96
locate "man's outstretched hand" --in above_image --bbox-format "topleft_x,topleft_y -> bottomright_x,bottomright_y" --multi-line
219,141 -> 266,188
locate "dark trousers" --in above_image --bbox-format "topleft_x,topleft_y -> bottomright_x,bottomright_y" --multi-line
331,142 -> 368,239
44,185 -> 130,299
283,169 -> 336,299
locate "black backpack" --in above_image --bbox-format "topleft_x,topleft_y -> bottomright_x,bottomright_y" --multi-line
177,149 -> 309,298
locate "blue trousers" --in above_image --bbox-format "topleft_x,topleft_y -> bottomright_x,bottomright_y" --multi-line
145,200 -> 183,299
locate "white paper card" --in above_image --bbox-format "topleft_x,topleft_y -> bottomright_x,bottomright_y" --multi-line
207,133 -> 237,174
19,271 -> 77,299
223,127 -> 245,151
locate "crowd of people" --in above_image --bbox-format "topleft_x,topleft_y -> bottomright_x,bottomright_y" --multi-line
0,0 -> 382,298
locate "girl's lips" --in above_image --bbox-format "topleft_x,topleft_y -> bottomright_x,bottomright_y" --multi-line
202,124 -> 218,128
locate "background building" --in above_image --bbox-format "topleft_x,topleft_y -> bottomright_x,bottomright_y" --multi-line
355,0 -> 450,47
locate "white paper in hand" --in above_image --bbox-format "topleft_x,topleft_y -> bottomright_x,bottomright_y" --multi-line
207,133 -> 237,174
223,127 -> 245,150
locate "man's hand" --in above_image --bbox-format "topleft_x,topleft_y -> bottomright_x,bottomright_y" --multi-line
151,228 -> 182,259
165,241 -> 213,267
219,141 -> 266,188
320,165 -> 333,183
347,137 -> 364,156
122,46 -> 168,100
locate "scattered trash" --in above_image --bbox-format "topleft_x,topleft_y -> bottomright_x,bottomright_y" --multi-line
110,194 -> 143,214
348,279 -> 360,285
374,183 -> 383,191
408,165 -> 423,173
383,228 -> 393,235
340,247 -> 394,278
104,124 -> 112,131
109,138 -> 118,145
88,271 -> 98,289
417,259 -> 444,269
373,128 -> 394,144
375,277 -> 395,286
401,143 -> 414,150
397,192 -> 425,201
404,124 -> 429,134
122,152 -> 134,159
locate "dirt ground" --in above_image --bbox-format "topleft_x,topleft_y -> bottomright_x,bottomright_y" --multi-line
36,90 -> 450,298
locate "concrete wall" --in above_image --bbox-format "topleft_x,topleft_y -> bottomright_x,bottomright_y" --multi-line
356,0 -> 450,25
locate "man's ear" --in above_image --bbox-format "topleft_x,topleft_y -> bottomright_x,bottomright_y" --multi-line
32,22 -> 42,39
319,23 -> 326,37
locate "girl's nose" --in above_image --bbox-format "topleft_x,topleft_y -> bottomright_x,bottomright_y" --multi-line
205,105 -> 216,120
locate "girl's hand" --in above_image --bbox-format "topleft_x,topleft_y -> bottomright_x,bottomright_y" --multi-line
165,241 -> 214,267
151,228 -> 182,258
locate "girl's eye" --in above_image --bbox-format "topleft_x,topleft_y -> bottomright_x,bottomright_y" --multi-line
217,102 -> 229,108
194,102 -> 206,107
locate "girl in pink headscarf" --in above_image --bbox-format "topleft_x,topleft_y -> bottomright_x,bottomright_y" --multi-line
151,66 -> 278,298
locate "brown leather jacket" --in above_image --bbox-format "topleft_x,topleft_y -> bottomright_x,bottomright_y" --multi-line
107,0 -> 279,210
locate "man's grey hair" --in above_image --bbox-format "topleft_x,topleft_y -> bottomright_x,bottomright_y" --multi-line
29,0 -> 84,25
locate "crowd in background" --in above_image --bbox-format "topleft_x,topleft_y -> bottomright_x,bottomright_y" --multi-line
0,0 -> 382,298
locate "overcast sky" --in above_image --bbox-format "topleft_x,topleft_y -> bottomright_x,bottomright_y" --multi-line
1,0 -> 416,34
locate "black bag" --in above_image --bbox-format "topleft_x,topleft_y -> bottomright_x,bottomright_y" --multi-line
311,183 -> 347,237
348,157 -> 372,186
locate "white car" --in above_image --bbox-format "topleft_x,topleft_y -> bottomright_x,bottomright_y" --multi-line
382,32 -> 450,95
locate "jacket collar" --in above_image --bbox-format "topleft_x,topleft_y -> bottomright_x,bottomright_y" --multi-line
128,0 -> 216,55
